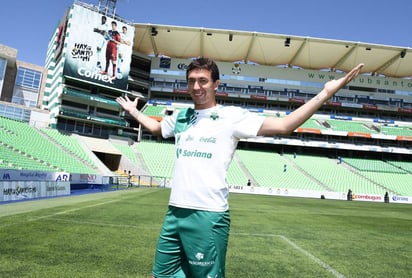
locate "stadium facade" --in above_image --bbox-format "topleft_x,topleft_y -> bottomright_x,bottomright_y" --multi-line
39,1 -> 412,153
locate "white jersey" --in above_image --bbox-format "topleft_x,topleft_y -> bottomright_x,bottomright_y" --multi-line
161,105 -> 265,212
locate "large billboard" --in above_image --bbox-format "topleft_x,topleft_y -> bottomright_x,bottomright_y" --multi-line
63,4 -> 134,90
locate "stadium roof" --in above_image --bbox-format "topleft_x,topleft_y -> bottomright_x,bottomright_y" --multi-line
133,23 -> 412,79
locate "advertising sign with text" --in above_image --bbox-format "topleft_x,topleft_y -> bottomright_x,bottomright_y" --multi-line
63,5 -> 134,90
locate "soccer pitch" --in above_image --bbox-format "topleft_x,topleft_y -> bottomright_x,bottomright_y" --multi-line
1,188 -> 411,277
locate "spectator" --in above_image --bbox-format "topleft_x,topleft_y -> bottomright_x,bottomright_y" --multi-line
127,170 -> 132,188
384,192 -> 389,203
347,189 -> 353,201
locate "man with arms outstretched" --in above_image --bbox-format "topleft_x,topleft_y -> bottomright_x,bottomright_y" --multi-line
116,58 -> 363,278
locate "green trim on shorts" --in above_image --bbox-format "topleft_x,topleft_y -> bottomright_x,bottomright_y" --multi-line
152,206 -> 230,278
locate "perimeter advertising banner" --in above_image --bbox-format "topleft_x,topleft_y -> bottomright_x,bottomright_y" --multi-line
0,170 -> 71,202
0,169 -> 70,181
1,181 -> 70,202
63,4 -> 134,90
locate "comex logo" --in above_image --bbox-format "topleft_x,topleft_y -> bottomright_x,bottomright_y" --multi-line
78,68 -> 116,84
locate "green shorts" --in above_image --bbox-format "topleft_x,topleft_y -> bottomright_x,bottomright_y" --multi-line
152,206 -> 230,278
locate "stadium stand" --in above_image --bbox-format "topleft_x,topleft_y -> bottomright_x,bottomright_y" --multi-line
136,140 -> 175,179
235,149 -> 324,191
328,120 -> 377,133
299,119 -> 328,130
226,156 -> 249,186
288,154 -> 382,195
113,143 -> 140,165
40,128 -> 98,168
3,108 -> 410,197
380,125 -> 412,136
0,116 -> 99,174
2,103 -> 411,198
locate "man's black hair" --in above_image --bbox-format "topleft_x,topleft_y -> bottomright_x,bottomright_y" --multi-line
186,58 -> 220,82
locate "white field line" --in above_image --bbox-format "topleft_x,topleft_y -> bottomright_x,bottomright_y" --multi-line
0,189 -> 158,228
28,199 -> 118,222
27,188 -> 159,222
42,217 -> 161,231
232,232 -> 346,278
46,217 -> 141,229
0,188 -> 156,218
0,199 -> 118,228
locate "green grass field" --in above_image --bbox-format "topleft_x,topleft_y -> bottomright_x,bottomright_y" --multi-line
1,188 -> 411,277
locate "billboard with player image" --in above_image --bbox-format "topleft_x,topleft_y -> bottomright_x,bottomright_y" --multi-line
63,4 -> 134,90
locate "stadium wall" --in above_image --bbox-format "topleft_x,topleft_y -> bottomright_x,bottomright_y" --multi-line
150,57 -> 412,98
0,180 -> 70,202
1,169 -> 410,204
228,185 -> 412,204
0,169 -> 70,202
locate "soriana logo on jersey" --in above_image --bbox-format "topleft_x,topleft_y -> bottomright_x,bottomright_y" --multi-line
176,148 -> 213,159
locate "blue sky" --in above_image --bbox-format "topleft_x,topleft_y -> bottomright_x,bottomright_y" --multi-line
1,0 -> 411,66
